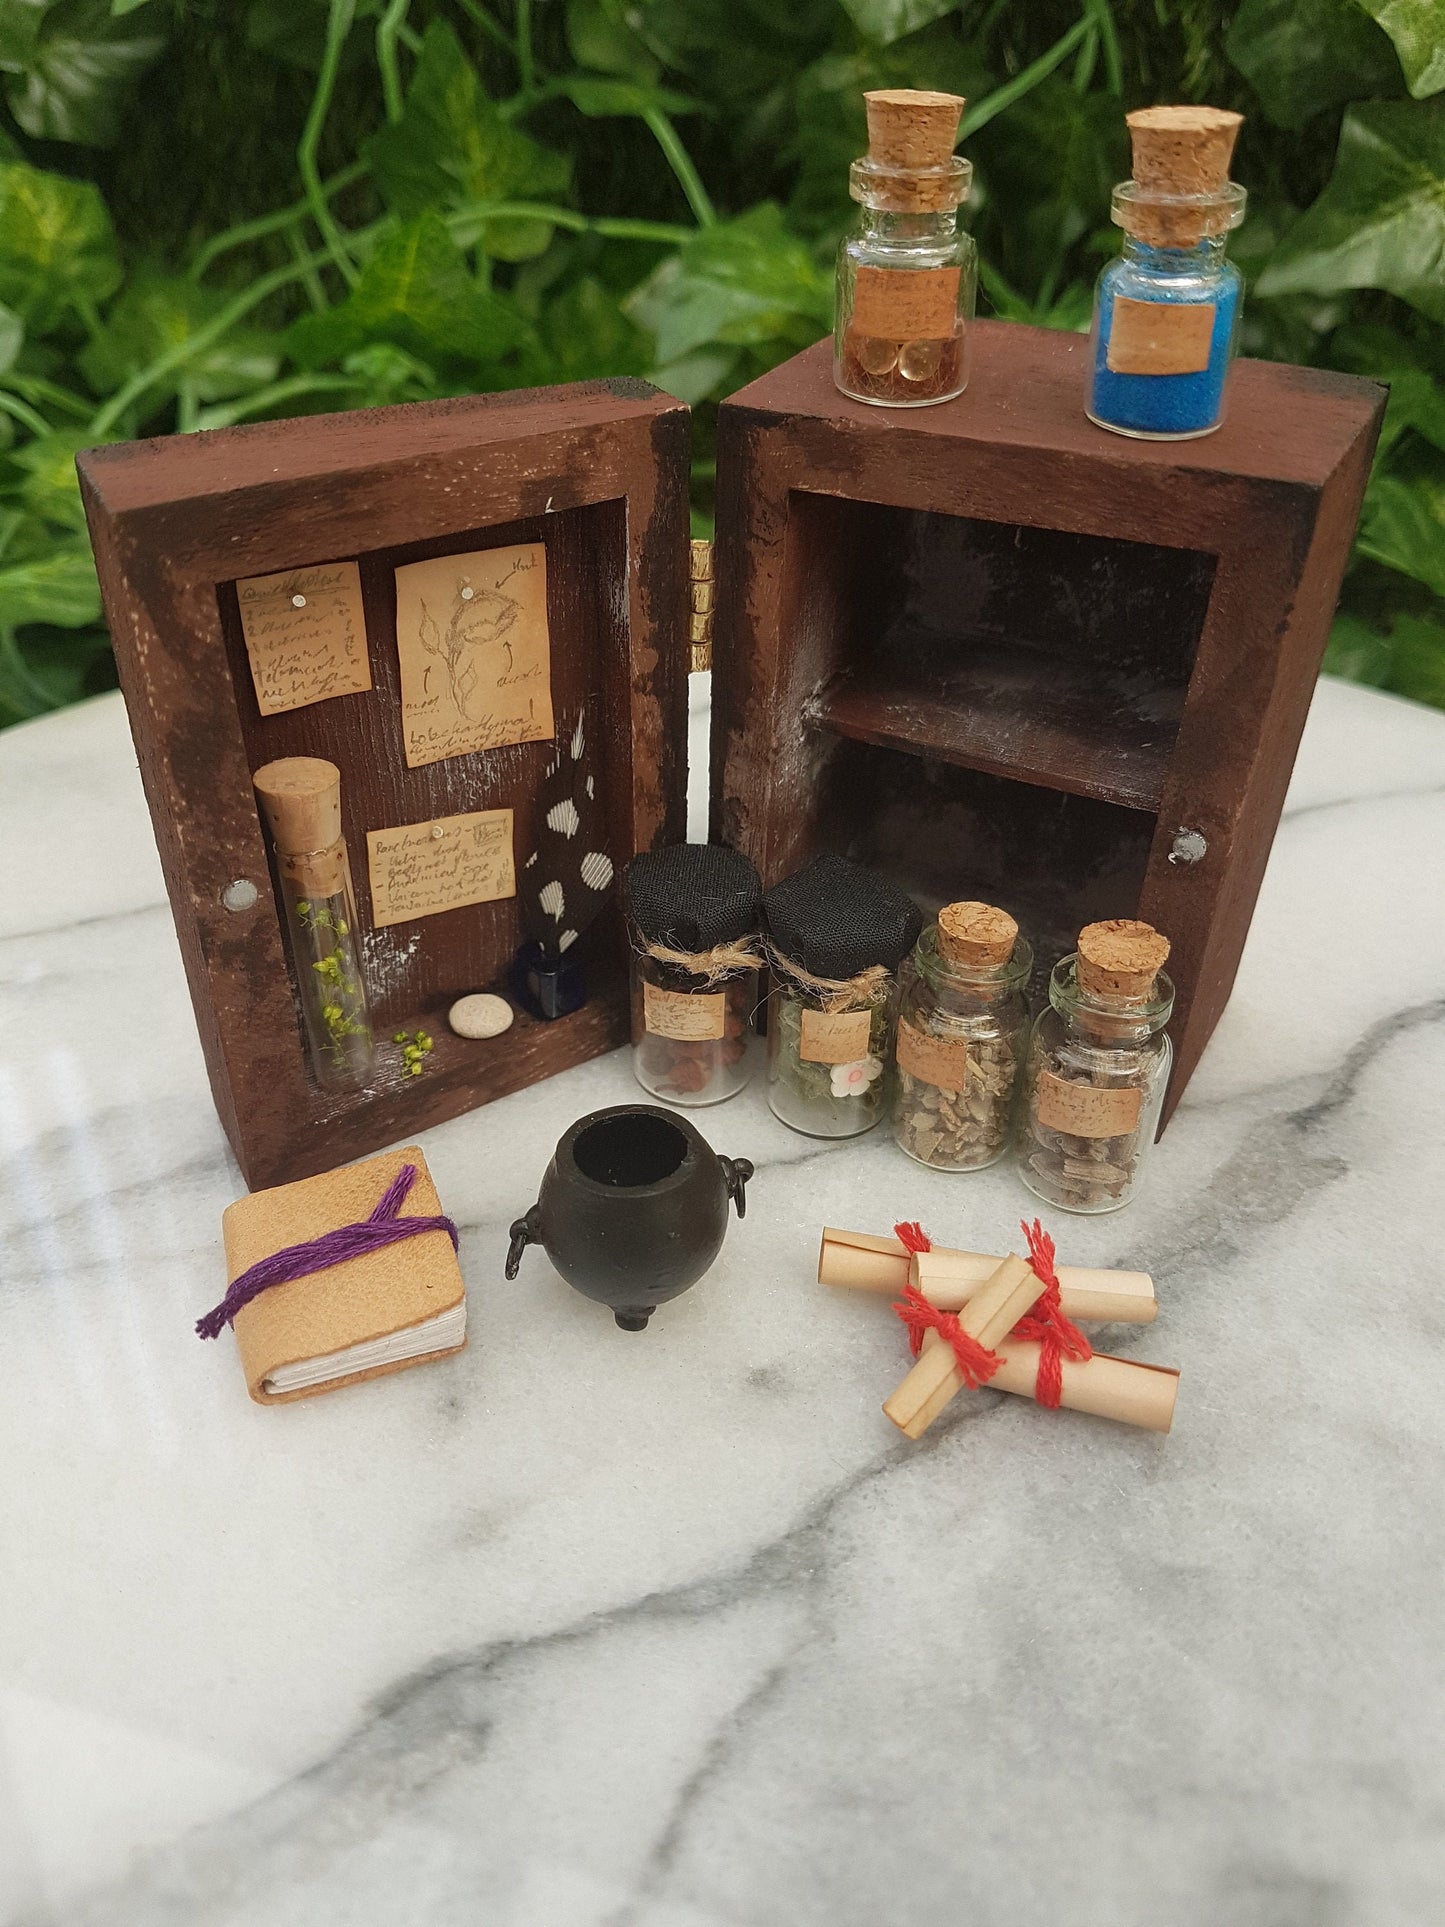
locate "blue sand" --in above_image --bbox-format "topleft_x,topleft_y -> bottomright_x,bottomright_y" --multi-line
1089,246 -> 1241,438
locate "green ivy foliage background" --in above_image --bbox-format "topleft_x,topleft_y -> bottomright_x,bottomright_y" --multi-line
0,0 -> 1442,728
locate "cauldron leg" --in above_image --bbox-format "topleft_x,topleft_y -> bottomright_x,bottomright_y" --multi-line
614,1306 -> 656,1332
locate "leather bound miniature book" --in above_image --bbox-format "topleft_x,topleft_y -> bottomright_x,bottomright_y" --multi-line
217,1145 -> 465,1405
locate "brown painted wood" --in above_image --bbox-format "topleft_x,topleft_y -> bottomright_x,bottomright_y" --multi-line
79,379 -> 690,1187
710,322 -> 1385,1126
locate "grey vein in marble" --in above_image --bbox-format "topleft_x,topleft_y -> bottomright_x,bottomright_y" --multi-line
2,677 -> 1445,1927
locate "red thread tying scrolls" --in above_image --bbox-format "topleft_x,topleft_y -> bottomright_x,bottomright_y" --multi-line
888,1218 -> 1092,1408
1009,1220 -> 1093,1407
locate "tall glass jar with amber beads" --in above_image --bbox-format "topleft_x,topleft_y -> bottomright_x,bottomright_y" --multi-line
835,89 -> 976,408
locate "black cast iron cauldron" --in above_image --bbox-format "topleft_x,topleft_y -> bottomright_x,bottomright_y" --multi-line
505,1105 -> 752,1331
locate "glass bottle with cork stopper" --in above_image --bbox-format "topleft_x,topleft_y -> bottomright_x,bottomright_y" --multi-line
1016,919 -> 1174,1213
252,757 -> 375,1091
835,88 -> 976,408
1087,105 -> 1246,441
625,844 -> 762,1107
763,853 -> 922,1138
892,900 -> 1031,1172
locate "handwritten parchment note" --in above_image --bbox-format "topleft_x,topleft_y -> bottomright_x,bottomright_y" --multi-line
393,543 -> 554,769
366,808 -> 515,928
236,561 -> 371,715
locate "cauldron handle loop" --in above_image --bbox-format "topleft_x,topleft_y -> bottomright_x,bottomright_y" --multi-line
505,1206 -> 541,1280
719,1157 -> 754,1221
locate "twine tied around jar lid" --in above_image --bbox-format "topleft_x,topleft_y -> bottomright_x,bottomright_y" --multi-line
936,900 -> 1018,969
765,944 -> 892,1014
636,934 -> 764,988
1076,919 -> 1171,999
1113,104 -> 1245,248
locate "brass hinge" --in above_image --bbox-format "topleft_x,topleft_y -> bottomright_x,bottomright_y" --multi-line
688,538 -> 713,674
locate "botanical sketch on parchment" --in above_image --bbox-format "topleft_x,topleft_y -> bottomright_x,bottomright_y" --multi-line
394,541 -> 554,768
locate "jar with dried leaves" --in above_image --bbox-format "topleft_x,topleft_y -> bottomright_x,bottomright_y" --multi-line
763,854 -> 922,1139
1017,919 -> 1174,1214
892,901 -> 1030,1171
625,844 -> 762,1107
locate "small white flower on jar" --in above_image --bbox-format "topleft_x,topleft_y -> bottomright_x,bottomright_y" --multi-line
831,1055 -> 883,1099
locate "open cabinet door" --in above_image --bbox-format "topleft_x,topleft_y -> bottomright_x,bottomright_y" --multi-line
79,379 -> 691,1187
708,327 -> 1382,1126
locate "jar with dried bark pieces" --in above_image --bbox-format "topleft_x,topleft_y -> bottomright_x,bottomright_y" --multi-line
1017,919 -> 1174,1214
892,901 -> 1030,1171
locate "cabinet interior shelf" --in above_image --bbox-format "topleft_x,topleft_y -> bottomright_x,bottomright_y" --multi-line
803,642 -> 1179,814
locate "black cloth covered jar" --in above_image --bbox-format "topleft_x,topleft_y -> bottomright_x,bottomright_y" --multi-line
625,845 -> 763,1106
763,853 -> 922,1138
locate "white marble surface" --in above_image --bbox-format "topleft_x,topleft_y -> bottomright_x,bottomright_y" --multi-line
3,676 -> 1445,1926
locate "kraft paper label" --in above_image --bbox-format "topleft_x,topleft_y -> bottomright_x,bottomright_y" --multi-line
895,1017 -> 970,1095
851,265 -> 960,343
394,543 -> 554,768
644,981 -> 725,1042
1106,297 -> 1215,377
366,808 -> 515,928
1035,1070 -> 1143,1139
800,1006 -> 872,1066
236,560 -> 371,715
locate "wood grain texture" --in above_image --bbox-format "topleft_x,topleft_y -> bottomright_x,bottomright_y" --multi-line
710,324 -> 1385,1125
79,380 -> 690,1188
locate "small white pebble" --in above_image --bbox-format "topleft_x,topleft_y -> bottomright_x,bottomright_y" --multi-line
448,993 -> 515,1040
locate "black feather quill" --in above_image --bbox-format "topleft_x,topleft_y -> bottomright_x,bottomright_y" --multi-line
516,713 -> 613,961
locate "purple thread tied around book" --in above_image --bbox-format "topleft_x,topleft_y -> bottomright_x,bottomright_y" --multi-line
196,1163 -> 460,1341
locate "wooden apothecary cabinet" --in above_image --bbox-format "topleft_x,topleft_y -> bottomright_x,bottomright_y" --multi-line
79,321 -> 1382,1184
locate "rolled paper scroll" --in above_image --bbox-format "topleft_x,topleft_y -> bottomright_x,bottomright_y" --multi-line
882,1253 -> 1043,1440
818,1226 -> 1156,1324
915,1330 -> 1179,1433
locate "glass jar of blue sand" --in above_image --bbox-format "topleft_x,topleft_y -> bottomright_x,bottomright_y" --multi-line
1087,105 -> 1246,442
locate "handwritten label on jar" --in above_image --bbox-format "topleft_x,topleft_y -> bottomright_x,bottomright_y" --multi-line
895,1018 -> 969,1094
1035,1070 -> 1143,1139
644,981 -> 725,1042
1106,297 -> 1215,377
851,265 -> 960,343
800,1006 -> 872,1066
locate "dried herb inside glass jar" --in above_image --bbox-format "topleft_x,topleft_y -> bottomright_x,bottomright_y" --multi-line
1017,919 -> 1174,1214
625,844 -> 762,1107
892,901 -> 1031,1172
763,854 -> 922,1139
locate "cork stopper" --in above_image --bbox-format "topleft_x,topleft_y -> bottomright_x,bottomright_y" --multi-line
854,90 -> 969,213
865,90 -> 964,171
937,900 -> 1017,969
253,757 -> 342,856
1119,105 -> 1244,247
1076,919 -> 1171,999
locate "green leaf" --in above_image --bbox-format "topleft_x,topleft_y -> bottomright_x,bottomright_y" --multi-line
287,212 -> 529,371
0,300 -> 22,374
1388,608 -> 1445,703
538,276 -> 649,383
837,0 -> 958,47
1375,367 -> 1445,454
559,76 -> 700,117
1356,1 -> 1445,98
0,544 -> 101,629
628,203 -> 831,366
0,159 -> 120,332
365,21 -> 570,249
0,0 -> 168,147
565,0 -> 660,81
1324,609 -> 1397,685
1254,99 -> 1445,321
1357,466 -> 1445,595
9,429 -> 95,531
1225,0 -> 1403,128
78,271 -> 281,411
